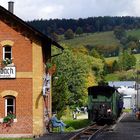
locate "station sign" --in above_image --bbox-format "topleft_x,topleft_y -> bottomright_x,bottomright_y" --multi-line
0,66 -> 16,78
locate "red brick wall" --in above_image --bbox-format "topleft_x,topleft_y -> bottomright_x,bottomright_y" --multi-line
0,20 -> 33,134
0,21 -> 32,72
0,79 -> 33,134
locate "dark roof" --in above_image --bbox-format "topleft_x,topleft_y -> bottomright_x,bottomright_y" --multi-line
88,85 -> 116,95
108,81 -> 136,88
0,5 -> 63,50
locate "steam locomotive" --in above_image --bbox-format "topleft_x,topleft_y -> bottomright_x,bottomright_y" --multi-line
88,85 -> 123,124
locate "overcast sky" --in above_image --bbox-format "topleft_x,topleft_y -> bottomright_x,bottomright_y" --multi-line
0,0 -> 140,21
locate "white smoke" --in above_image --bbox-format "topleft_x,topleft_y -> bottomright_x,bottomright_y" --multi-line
118,86 -> 136,95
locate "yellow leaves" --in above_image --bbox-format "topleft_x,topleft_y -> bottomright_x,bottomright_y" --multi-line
105,59 -> 114,67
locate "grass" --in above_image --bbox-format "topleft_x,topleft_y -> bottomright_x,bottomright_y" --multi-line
105,73 -> 120,81
61,31 -> 120,48
127,29 -> 140,39
105,53 -> 140,81
134,54 -> 140,69
0,138 -> 32,140
52,118 -> 91,132
64,119 -> 91,132
123,109 -> 132,113
60,29 -> 140,50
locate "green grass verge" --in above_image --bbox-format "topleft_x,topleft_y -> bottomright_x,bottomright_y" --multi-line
64,119 -> 91,132
0,138 -> 32,140
52,119 -> 91,132
123,109 -> 131,113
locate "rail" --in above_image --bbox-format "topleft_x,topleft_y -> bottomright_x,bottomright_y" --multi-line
69,123 -> 107,140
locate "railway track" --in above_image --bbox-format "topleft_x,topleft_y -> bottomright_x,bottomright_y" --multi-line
69,123 -> 108,140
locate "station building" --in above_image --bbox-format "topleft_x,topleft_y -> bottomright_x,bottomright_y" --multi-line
0,2 -> 63,137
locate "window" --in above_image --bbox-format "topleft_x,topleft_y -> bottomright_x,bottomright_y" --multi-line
3,45 -> 12,60
5,96 -> 15,116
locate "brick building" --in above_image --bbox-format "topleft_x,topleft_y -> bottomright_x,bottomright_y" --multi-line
0,2 -> 63,137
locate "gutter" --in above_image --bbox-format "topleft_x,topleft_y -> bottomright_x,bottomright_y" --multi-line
51,40 -> 64,57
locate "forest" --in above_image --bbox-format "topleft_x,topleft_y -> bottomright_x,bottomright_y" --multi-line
28,16 -> 140,36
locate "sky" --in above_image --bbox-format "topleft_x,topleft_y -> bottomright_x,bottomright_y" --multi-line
0,0 -> 140,21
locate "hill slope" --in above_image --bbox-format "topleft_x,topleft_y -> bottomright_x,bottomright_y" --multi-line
61,29 -> 140,48
61,31 -> 120,48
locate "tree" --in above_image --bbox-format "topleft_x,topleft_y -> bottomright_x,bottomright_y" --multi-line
90,48 -> 101,58
112,60 -> 119,72
56,28 -> 65,35
113,26 -> 126,40
64,29 -> 74,39
51,45 -> 104,117
127,41 -> 138,50
75,27 -> 83,36
118,49 -> 136,71
51,32 -> 60,42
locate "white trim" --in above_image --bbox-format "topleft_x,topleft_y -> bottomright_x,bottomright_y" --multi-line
3,46 -> 12,60
5,98 -> 7,116
5,96 -> 15,116
3,47 -> 4,60
0,118 -> 3,122
0,134 -> 32,138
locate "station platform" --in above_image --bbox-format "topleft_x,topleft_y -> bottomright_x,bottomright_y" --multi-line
35,112 -> 140,140
34,132 -> 77,140
94,112 -> 140,140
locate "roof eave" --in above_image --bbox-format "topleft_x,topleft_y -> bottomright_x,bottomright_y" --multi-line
0,5 -> 64,50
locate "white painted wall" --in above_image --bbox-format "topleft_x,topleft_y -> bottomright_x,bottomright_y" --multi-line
123,96 -> 131,109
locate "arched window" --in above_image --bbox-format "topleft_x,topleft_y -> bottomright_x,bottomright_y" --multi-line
4,96 -> 15,116
3,45 -> 12,60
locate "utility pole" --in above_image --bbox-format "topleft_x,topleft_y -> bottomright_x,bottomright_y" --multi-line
136,70 -> 140,108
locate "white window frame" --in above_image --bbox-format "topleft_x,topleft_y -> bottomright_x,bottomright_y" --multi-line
5,96 -> 15,116
3,45 -> 12,60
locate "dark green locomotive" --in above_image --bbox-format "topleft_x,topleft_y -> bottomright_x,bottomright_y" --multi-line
88,85 -> 123,124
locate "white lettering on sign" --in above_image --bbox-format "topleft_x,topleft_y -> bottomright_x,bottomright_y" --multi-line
0,67 -> 16,78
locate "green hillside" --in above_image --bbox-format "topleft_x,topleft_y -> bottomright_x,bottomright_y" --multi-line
61,31 -> 120,48
60,29 -> 140,82
127,29 -> 140,39
106,53 -> 140,69
105,53 -> 140,81
61,29 -> 140,48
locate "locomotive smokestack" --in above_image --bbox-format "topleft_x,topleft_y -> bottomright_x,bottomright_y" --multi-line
8,1 -> 14,13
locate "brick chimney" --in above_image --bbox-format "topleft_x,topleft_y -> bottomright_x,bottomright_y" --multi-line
8,1 -> 14,13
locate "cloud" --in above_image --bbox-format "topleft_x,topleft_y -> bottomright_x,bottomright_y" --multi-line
37,5 -> 64,20
0,0 -> 140,20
